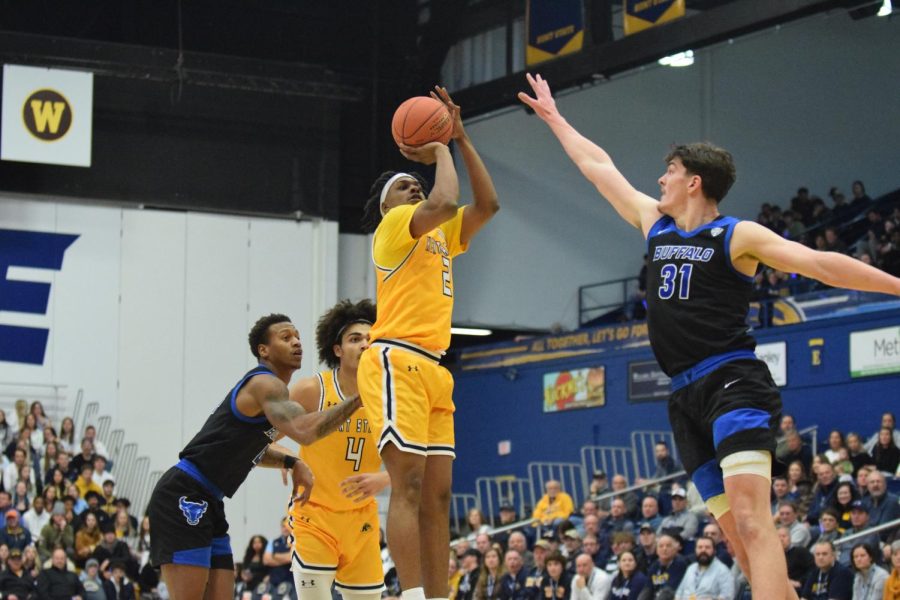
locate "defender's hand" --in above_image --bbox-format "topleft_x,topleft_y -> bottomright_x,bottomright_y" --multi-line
291,459 -> 315,506
517,73 -> 560,122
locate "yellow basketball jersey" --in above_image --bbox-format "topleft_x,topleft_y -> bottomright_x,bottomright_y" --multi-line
295,369 -> 380,512
369,203 -> 468,352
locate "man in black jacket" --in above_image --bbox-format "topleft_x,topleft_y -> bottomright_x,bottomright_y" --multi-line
0,548 -> 36,599
498,550 -> 532,600
36,548 -> 85,600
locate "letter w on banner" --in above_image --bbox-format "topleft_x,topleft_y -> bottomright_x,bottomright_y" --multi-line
1,64 -> 93,167
624,0 -> 685,36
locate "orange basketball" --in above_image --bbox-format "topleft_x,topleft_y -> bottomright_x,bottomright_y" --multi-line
391,96 -> 453,147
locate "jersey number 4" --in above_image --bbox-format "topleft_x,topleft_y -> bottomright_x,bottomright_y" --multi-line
658,263 -> 693,300
345,437 -> 365,471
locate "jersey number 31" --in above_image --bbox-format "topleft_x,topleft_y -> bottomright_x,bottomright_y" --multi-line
658,263 -> 693,300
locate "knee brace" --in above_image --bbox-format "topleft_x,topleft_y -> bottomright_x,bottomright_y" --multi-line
721,450 -> 772,481
294,571 -> 336,600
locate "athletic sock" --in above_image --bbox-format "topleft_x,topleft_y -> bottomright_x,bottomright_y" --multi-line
402,588 -> 426,600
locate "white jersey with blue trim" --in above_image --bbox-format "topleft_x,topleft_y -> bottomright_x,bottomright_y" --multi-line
179,365 -> 279,498
645,215 -> 756,377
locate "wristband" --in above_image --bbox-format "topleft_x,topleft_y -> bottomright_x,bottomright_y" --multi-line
282,454 -> 298,469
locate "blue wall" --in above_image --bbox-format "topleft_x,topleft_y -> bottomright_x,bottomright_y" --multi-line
451,308 -> 900,494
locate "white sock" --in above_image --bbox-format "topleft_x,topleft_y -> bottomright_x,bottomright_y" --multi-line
401,588 -> 426,600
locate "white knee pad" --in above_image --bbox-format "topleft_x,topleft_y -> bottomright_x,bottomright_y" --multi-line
294,571 -> 335,600
721,450 -> 772,482
339,590 -> 384,600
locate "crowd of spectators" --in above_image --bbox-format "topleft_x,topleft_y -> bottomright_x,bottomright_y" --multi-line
0,398 -> 153,599
441,417 -> 900,600
753,180 -> 900,303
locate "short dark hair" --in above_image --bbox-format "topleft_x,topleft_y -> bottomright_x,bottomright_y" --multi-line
315,299 -> 377,368
248,314 -> 292,359
665,143 -> 736,203
850,543 -> 877,571
361,171 -> 430,233
545,551 -> 566,568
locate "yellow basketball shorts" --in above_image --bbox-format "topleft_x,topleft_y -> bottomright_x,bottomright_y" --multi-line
290,501 -> 385,592
358,339 -> 455,457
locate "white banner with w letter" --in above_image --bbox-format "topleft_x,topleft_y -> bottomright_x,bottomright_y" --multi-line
1,64 -> 93,167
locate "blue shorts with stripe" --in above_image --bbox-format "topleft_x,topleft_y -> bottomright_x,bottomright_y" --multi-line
667,357 -> 782,499
148,463 -> 234,570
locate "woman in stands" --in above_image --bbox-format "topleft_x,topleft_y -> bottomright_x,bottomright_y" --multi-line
786,460 -> 813,514
871,427 -> 900,475
0,411 -> 12,450
609,550 -> 648,600
58,417 -> 76,455
824,430 -> 845,464
473,547 -> 505,600
29,401 -> 49,430
241,535 -> 269,589
538,553 -> 571,600
465,508 -> 491,540
828,482 -> 859,532
74,511 -> 101,569
850,543 -> 888,600
846,433 -> 873,477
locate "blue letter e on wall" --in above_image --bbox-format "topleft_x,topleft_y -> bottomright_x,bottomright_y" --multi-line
0,229 -> 79,365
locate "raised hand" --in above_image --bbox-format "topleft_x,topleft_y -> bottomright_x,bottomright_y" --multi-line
430,85 -> 465,140
517,73 -> 560,122
399,141 -> 450,165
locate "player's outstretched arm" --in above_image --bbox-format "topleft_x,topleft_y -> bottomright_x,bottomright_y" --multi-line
400,141 -> 461,239
732,221 -> 900,295
430,85 -> 500,245
518,73 -> 660,236
254,376 -> 362,445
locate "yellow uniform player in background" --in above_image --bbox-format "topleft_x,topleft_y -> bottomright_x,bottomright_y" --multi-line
285,299 -> 388,600
357,86 -> 500,600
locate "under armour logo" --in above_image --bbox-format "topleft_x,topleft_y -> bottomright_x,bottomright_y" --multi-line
178,496 -> 208,526
298,579 -> 317,587
407,365 -> 419,372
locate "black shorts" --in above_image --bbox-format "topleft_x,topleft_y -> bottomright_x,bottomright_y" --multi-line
147,465 -> 234,570
668,358 -> 782,478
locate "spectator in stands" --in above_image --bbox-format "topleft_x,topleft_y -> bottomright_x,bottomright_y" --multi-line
492,503 -> 520,551
652,442 -> 679,480
837,501 -> 881,566
701,522 -> 732,568
782,210 -> 805,239
850,180 -> 872,209
3,448 -> 28,492
40,440 -> 59,478
864,470 -> 900,532
0,508 -> 31,552
781,414 -> 797,434
466,508 -> 491,540
261,520 -> 292,593
37,547 -> 86,599
647,534 -> 687,597
815,509 -> 842,546
829,482 -> 859,531
54,450 -> 77,483
498,549 -> 530,600
850,543 -> 888,600
0,547 -> 35,599
636,524 -> 657,569
604,532 -> 636,575
582,515 -> 600,542
778,525 -> 814,594
0,411 -> 11,451
673,536 -> 733,600
791,187 -> 813,224
458,548 -> 482,600
23,494 -> 49,536
871,427 -> 900,474
475,533 -> 492,556
70,438 -> 95,478
772,476 -> 791,514
529,539 -> 551,582
532,481 -> 575,529
588,472 -> 611,516
508,532 -> 533,572
781,429 -> 814,474
571,552 -> 611,600
75,511 -> 102,569
91,456 -> 113,487
74,465 -> 103,504
801,540 -> 852,600
600,499 -> 635,543
608,549 -> 647,599
22,544 -> 40,579
864,413 -> 900,453
80,557 -> 105,600
93,521 -> 134,575
572,500 -> 598,537
856,465 -> 875,498
242,534 -> 269,589
657,487 -> 698,541
580,535 -> 606,570
639,496 -> 662,532
610,476 -> 639,520
808,461 -> 839,524
58,417 -> 76,455
77,491 -> 110,532
450,553 -> 463,600
561,530 -> 582,560
38,511 -> 75,564
81,426 -> 108,463
475,547 -> 505,600
537,553 -> 571,600
777,501 -> 811,549
824,430 -> 845,465
103,560 -> 137,599
886,540 -> 900,600
809,198 -> 831,226
11,480 -> 31,514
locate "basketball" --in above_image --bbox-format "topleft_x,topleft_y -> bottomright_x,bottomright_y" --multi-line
391,96 -> 453,147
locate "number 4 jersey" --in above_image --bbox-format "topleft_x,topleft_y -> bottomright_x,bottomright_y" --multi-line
294,369 -> 380,512
645,215 -> 756,376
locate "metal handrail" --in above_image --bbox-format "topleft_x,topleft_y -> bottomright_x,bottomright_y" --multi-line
832,516 -> 900,546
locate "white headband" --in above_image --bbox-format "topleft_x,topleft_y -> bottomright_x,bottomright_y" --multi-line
379,172 -> 415,217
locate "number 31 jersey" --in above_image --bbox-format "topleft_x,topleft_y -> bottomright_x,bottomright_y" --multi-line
645,215 -> 756,377
369,202 -> 468,353
295,369 -> 380,512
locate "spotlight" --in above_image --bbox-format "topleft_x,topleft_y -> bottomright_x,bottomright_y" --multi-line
877,0 -> 892,16
658,50 -> 694,67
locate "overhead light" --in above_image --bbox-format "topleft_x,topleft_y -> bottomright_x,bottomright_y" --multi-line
877,0 -> 892,16
658,50 -> 694,67
451,327 -> 492,336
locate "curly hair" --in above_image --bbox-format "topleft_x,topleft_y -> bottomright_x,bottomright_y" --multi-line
315,299 -> 376,368
361,170 -> 430,233
248,313 -> 292,359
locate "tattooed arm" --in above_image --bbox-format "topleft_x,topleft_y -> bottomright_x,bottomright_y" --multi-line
253,376 -> 362,445
258,445 -> 315,505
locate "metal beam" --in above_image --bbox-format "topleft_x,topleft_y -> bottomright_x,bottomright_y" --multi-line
453,0 -> 850,117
